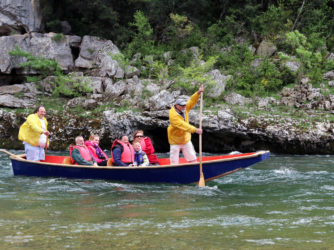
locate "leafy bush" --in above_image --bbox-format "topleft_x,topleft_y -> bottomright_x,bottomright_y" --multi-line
51,33 -> 66,42
173,55 -> 217,94
279,30 -> 330,83
253,4 -> 291,39
125,11 -> 155,58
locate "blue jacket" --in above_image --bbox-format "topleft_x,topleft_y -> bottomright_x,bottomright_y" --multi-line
112,146 -> 129,166
134,150 -> 149,166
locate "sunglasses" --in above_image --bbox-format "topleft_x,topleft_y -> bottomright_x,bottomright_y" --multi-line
136,135 -> 144,138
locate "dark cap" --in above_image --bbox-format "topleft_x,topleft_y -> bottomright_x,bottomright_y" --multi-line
175,99 -> 187,106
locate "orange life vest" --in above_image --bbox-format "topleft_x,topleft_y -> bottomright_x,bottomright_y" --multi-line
111,140 -> 135,164
70,145 -> 93,164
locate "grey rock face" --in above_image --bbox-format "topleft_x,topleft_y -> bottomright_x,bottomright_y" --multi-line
206,69 -> 230,98
0,94 -> 32,108
224,92 -> 250,106
105,80 -> 127,98
0,0 -> 42,35
74,35 -> 120,69
148,90 -> 180,111
0,33 -> 74,73
0,82 -> 39,96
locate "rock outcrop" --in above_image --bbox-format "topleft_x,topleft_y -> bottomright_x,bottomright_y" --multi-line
2,105 -> 334,154
0,0 -> 42,35
1,31 -> 334,154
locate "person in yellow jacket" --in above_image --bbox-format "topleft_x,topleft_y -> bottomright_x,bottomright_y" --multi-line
168,85 -> 204,164
18,106 -> 50,161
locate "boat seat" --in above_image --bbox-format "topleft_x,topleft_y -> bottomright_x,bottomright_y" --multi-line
107,159 -> 113,166
62,157 -> 72,165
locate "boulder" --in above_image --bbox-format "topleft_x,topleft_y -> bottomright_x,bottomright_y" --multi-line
126,78 -> 144,97
104,80 -> 126,97
74,35 -> 120,69
148,90 -> 179,111
99,56 -> 119,77
256,40 -> 277,57
86,77 -> 104,94
125,65 -> 140,78
224,92 -> 250,106
0,94 -> 32,108
0,0 -> 42,35
66,97 -> 99,109
206,69 -> 230,98
0,82 -> 40,96
0,33 -> 74,74
283,60 -> 300,72
324,70 -> 334,80
144,80 -> 160,96
251,58 -> 262,69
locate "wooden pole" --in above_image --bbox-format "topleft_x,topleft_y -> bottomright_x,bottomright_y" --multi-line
198,92 -> 205,187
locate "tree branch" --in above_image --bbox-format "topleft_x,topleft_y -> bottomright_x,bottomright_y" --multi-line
292,0 -> 306,31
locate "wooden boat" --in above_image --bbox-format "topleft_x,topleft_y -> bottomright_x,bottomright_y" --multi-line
0,149 -> 269,184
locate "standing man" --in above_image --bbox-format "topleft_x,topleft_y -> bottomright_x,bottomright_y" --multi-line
18,106 -> 50,161
168,85 -> 204,164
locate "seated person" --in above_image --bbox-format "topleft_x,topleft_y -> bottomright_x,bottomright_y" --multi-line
111,135 -> 134,166
133,130 -> 159,165
132,142 -> 149,166
85,134 -> 109,166
71,136 -> 98,166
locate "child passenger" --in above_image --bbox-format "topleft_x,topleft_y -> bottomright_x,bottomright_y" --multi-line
132,142 -> 149,166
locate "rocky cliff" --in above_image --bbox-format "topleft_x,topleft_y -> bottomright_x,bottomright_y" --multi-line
1,0 -> 334,154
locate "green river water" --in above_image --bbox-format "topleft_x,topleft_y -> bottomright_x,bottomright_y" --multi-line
0,150 -> 333,249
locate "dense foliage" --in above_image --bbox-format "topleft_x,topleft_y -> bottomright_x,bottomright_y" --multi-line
39,0 -> 334,97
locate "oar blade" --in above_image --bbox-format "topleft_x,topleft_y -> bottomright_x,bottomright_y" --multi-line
198,175 -> 205,187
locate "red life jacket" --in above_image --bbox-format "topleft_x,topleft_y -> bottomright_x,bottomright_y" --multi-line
143,137 -> 159,164
139,139 -> 147,151
70,145 -> 93,164
111,140 -> 134,164
84,140 -> 108,163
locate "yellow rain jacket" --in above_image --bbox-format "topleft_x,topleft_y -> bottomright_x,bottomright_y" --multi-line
168,91 -> 200,145
18,113 -> 48,147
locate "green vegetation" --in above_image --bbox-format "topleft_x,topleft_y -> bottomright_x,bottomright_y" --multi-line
51,33 -> 66,42
37,0 -> 334,100
5,1 -> 334,116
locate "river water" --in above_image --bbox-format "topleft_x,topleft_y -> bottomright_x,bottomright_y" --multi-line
0,150 -> 333,249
